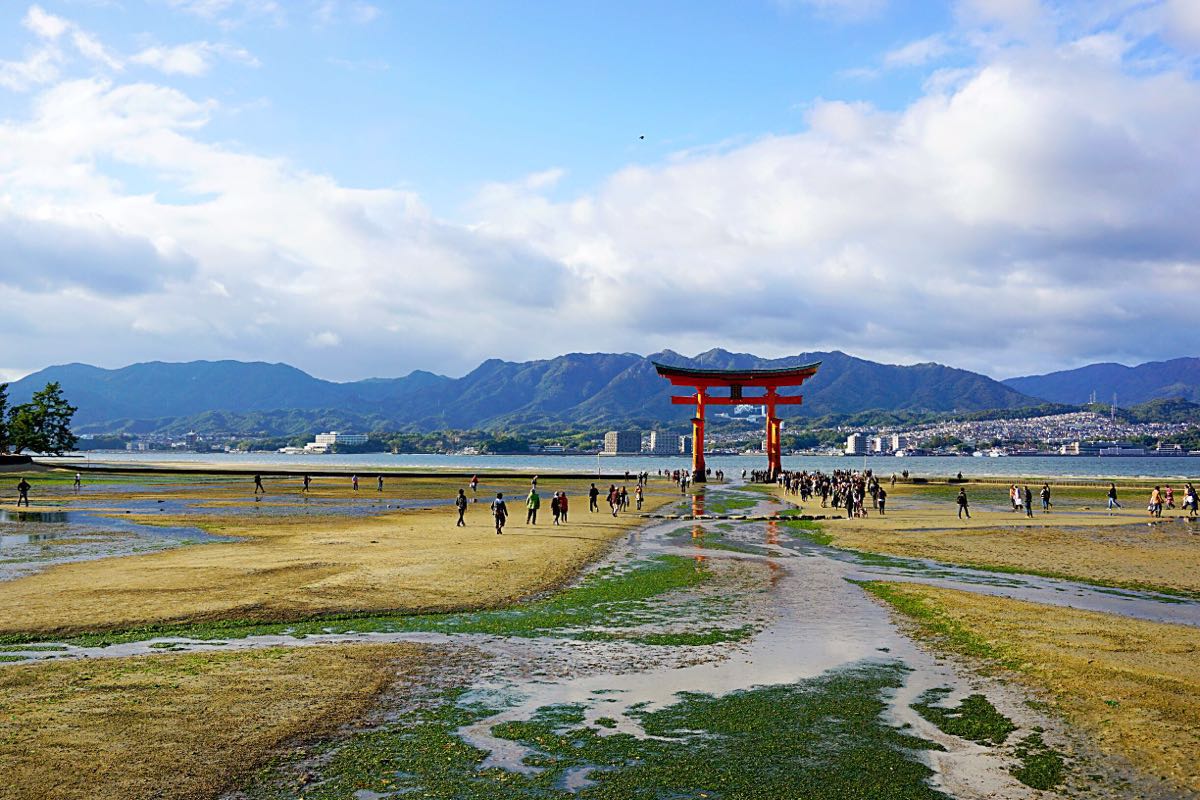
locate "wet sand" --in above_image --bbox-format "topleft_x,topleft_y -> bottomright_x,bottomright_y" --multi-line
869,582 -> 1200,796
0,475 -> 675,637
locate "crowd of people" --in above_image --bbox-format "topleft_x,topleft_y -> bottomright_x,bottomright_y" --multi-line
772,469 -> 890,518
1147,483 -> 1198,518
10,469 -> 1200,528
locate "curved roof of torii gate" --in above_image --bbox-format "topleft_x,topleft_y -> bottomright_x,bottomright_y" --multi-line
652,361 -> 821,386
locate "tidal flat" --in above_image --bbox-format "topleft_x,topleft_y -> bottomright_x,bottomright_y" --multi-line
1,472 -> 1196,799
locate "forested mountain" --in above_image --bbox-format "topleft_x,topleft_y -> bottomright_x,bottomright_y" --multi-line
9,349 -> 1038,435
1004,357 -> 1200,405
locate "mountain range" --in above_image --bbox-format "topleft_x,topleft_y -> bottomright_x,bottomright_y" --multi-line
6,350 -> 1198,436
1003,358 -> 1200,405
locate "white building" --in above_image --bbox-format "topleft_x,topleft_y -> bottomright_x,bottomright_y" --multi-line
870,436 -> 887,453
649,431 -> 682,455
845,433 -> 867,455
306,431 -> 368,453
890,434 -> 909,452
314,431 -> 368,446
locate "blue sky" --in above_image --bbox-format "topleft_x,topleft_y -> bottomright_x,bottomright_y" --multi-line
1,0 -> 1198,381
0,1 -> 959,213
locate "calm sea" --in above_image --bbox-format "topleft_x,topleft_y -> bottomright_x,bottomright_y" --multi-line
44,452 -> 1200,481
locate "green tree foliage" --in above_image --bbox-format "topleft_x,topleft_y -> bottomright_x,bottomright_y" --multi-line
0,383 -> 9,452
8,382 -> 79,455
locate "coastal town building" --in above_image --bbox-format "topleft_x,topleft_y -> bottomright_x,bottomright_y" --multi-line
304,431 -> 368,453
649,431 -> 683,455
603,430 -> 642,455
845,433 -> 867,455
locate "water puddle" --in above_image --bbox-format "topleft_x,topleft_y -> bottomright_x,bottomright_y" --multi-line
0,506 -> 217,582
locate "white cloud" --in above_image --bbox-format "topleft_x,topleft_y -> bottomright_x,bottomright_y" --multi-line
883,34 -> 952,67
307,330 -> 341,348
23,5 -> 69,39
71,30 -> 123,70
1,1 -> 1199,381
164,0 -> 285,28
0,45 -> 61,91
132,41 -> 259,76
1,7 -> 122,92
955,0 -> 1044,35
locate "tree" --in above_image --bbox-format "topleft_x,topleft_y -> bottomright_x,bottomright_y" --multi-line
8,381 -> 78,455
0,383 -> 8,453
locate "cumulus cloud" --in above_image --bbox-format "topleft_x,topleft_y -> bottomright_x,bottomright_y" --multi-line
0,212 -> 195,295
1,1 -> 1198,381
471,42 -> 1200,376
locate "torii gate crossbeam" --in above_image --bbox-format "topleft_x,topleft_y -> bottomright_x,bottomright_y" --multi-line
654,361 -> 821,482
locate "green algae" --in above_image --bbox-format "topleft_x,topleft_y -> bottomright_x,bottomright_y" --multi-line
912,688 -> 1016,745
0,555 -> 719,649
241,662 -> 953,800
855,581 -> 1018,668
1011,731 -> 1067,790
781,518 -> 833,545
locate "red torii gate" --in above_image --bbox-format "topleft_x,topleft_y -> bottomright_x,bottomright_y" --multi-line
654,361 -> 821,483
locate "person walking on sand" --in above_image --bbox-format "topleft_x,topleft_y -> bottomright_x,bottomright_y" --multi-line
1107,483 -> 1121,514
377,475 -> 384,492
551,492 -> 562,525
73,473 -> 81,491
455,488 -> 468,527
877,486 -> 887,516
608,484 -> 620,517
302,474 -> 311,493
1150,486 -> 1163,518
470,475 -> 479,497
525,488 -> 540,525
635,484 -> 644,511
352,475 -> 359,492
1024,486 -> 1034,518
560,491 -> 569,523
1165,485 -> 1175,510
589,483 -> 600,513
957,487 -> 970,519
1185,483 -> 1198,518
1040,484 -> 1051,513
16,478 -> 31,507
491,492 -> 508,534
253,474 -> 265,495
